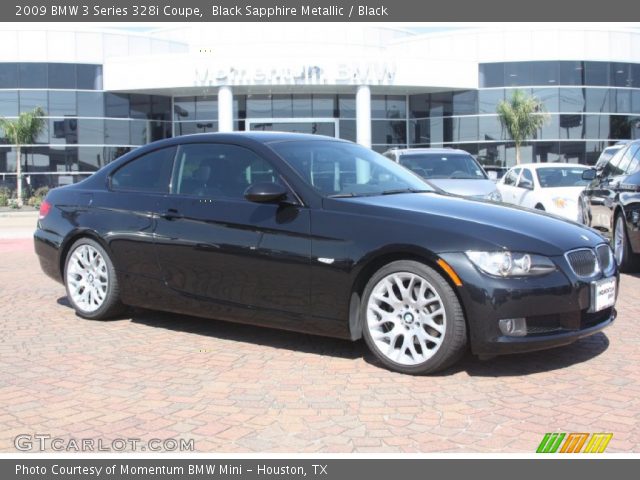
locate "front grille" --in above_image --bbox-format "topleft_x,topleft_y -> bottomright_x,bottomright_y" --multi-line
596,244 -> 613,272
526,311 -> 580,334
523,307 -> 613,336
566,248 -> 598,277
582,307 -> 614,329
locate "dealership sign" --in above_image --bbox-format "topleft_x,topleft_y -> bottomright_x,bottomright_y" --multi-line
194,62 -> 397,86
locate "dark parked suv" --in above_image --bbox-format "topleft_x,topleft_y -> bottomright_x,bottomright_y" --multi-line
580,140 -> 640,271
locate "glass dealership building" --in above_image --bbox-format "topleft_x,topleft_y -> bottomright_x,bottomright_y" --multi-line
1,24 -> 640,192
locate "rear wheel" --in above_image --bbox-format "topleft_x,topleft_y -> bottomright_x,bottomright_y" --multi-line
613,214 -> 639,273
361,260 -> 467,374
64,238 -> 125,319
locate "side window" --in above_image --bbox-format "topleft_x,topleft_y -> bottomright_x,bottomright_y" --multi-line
503,168 -> 521,186
626,147 -> 640,175
517,168 -> 534,188
111,147 -> 176,193
173,143 -> 281,199
619,144 -> 640,175
603,147 -> 627,177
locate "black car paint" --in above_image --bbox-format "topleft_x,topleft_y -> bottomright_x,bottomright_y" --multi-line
35,133 -> 616,357
581,140 -> 640,255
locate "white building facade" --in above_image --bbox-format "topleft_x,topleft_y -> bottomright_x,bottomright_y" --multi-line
1,24 -> 640,191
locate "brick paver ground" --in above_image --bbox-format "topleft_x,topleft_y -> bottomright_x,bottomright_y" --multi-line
1,235 -> 639,453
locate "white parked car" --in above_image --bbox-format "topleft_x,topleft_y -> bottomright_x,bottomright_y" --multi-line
497,163 -> 590,222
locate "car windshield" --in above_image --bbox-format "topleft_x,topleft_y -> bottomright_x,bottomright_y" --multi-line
536,167 -> 589,188
398,153 -> 487,180
270,140 -> 433,197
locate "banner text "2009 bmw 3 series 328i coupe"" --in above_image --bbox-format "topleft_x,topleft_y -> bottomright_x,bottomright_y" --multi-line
34,133 -> 618,374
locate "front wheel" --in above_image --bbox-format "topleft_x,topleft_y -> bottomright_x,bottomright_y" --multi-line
64,238 -> 125,319
613,214 -> 638,273
361,260 -> 467,375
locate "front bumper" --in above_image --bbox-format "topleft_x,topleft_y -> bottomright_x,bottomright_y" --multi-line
440,252 -> 618,357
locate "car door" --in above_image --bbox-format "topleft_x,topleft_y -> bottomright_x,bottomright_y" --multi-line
94,146 -> 177,305
589,144 -> 638,232
497,167 -> 521,204
153,142 -> 312,318
621,150 -> 640,253
514,167 -> 535,207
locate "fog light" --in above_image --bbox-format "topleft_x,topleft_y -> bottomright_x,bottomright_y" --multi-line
499,318 -> 527,337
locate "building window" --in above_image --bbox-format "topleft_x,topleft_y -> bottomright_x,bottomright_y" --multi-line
0,63 -> 18,88
76,64 -> 102,90
48,63 -> 77,89
49,91 -> 77,116
18,63 -> 47,89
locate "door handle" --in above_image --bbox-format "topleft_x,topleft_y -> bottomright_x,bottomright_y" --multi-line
161,208 -> 182,220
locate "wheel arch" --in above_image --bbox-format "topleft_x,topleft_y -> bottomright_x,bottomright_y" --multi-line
612,203 -> 626,229
58,229 -> 115,279
347,248 -> 468,341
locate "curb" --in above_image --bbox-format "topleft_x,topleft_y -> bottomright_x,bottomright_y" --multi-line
0,210 -> 39,218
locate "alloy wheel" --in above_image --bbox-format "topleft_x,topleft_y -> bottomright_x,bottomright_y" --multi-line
614,216 -> 625,266
366,272 -> 446,366
66,244 -> 109,313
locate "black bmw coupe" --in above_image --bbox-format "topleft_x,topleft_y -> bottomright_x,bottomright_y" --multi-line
35,133 -> 618,374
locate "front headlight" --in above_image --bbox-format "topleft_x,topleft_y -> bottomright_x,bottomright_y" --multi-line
552,197 -> 575,209
466,251 -> 556,277
486,190 -> 502,202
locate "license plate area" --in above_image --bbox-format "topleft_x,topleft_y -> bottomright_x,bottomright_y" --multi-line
589,277 -> 616,313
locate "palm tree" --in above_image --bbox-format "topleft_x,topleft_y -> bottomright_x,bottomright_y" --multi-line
0,107 -> 46,207
497,90 -> 549,165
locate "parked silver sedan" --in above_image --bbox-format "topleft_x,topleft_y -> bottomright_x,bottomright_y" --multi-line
383,148 -> 502,201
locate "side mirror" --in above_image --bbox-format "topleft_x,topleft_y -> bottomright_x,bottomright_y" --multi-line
244,182 -> 288,203
582,169 -> 597,181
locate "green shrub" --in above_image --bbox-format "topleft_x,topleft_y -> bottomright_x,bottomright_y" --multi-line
0,187 -> 12,207
33,186 -> 49,198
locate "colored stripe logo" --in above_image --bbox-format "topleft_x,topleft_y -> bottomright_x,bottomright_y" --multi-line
537,433 -> 612,453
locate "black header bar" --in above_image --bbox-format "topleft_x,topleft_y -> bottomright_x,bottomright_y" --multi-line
5,1 -> 640,22
3,459 -> 639,480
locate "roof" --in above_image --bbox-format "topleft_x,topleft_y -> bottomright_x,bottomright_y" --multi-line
170,131 -> 347,144
512,162 -> 589,170
388,147 -> 472,156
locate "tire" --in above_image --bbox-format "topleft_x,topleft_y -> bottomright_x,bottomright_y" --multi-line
361,260 -> 467,375
64,238 -> 125,319
535,204 -> 545,211
613,214 -> 639,273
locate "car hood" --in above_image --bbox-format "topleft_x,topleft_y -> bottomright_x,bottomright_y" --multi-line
427,179 -> 497,197
326,192 -> 605,256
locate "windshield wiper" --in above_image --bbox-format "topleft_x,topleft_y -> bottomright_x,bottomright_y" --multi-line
380,188 -> 432,195
327,192 -> 361,198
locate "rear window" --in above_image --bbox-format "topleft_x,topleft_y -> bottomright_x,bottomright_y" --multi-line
398,153 -> 487,180
111,147 -> 176,193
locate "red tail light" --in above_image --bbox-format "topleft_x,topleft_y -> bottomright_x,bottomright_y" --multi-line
39,200 -> 51,220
